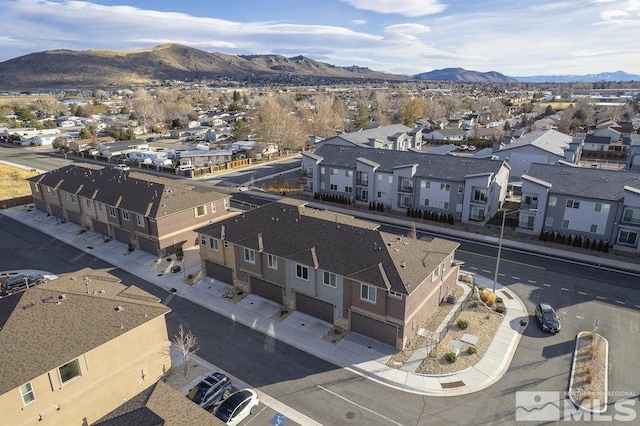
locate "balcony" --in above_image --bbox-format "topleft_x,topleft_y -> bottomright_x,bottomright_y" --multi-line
398,183 -> 413,193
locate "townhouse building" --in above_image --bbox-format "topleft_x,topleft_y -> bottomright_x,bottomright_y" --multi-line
313,124 -> 419,151
302,145 -> 511,225
28,165 -> 232,256
518,163 -> 640,255
196,199 -> 460,349
0,268 -> 171,425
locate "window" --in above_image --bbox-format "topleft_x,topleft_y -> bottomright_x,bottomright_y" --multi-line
473,189 -> 487,202
590,224 -> 604,234
345,186 -> 353,193
562,220 -> 577,230
388,176 -> 393,184
196,205 -> 206,217
389,290 -> 403,299
594,203 -> 610,213
330,184 -> 338,191
200,235 -> 207,245
470,206 -> 485,221
618,230 -> 638,246
136,214 -> 144,227
420,180 -> 430,189
296,264 -> 308,280
210,202 -> 217,213
457,185 -> 464,194
320,167 -> 325,174
622,208 -> 640,224
59,359 -> 81,384
85,199 -> 92,208
440,183 -> 451,191
320,182 -> 325,190
566,199 -> 580,209
267,254 -> 277,269
438,201 -> 449,209
432,265 -> 440,280
356,171 -> 368,185
223,199 -> 229,210
108,206 -> 116,217
548,196 -> 557,207
323,271 -> 337,288
399,195 -> 411,208
545,217 -> 554,227
98,202 -> 104,212
243,248 -> 256,264
209,237 -> 219,252
330,168 -> 338,175
122,210 -> 129,221
345,170 -> 353,177
377,191 -> 382,198
70,194 -> 76,204
456,203 -> 463,213
423,198 -> 430,206
519,214 -> 535,229
360,283 -> 376,303
20,382 -> 35,405
400,177 -> 412,191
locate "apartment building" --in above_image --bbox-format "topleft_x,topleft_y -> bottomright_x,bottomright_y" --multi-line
28,165 -> 232,256
302,145 -> 510,225
196,199 -> 460,349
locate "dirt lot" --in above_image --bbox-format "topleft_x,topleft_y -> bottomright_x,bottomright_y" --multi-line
0,164 -> 37,199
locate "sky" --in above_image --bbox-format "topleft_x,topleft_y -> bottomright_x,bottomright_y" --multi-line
1,0 -> 640,77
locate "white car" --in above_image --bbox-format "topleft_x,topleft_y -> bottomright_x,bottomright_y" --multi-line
214,389 -> 259,425
113,164 -> 130,171
237,185 -> 250,192
467,145 -> 477,151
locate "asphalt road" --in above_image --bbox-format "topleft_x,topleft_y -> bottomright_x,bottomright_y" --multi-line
2,215 -> 640,425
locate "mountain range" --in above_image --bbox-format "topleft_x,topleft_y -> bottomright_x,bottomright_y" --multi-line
0,44 -> 638,90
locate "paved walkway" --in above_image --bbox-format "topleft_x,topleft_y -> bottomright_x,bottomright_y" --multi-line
3,206 -> 528,396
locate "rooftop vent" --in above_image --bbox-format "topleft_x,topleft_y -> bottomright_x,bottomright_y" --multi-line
115,306 -> 124,312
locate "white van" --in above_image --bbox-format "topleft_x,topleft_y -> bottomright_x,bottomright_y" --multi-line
178,164 -> 195,171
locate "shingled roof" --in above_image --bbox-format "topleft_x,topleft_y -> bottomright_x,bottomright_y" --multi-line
523,163 -> 640,201
197,201 -> 459,295
313,145 -> 505,181
0,268 -> 170,395
28,165 -> 228,218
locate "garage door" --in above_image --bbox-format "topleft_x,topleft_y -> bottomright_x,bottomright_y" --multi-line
205,261 -> 233,284
251,277 -> 283,304
67,211 -> 81,225
138,235 -> 159,256
50,204 -> 64,219
113,227 -> 130,245
92,219 -> 109,237
296,292 -> 334,324
350,312 -> 397,347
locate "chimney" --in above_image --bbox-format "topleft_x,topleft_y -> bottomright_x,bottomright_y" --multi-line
368,137 -> 377,147
221,225 -> 225,241
258,233 -> 264,252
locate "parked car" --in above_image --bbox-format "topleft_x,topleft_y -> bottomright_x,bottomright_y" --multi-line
237,185 -> 250,192
186,372 -> 232,409
214,389 -> 259,425
535,303 -> 561,333
467,145 -> 477,151
1,274 -> 45,294
113,164 -> 130,171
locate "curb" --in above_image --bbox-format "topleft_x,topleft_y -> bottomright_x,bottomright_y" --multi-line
568,331 -> 609,414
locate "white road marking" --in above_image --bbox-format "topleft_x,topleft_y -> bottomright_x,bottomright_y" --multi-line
616,300 -> 626,305
543,284 -> 551,287
512,276 -> 520,280
596,296 -> 607,300
578,292 -> 588,296
469,266 -> 478,270
317,385 -> 404,426
482,269 -> 492,274
561,287 -> 570,292
528,280 -> 536,284
498,273 -> 506,277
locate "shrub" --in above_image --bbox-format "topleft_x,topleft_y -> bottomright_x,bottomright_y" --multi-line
472,301 -> 479,308
480,289 -> 497,307
457,319 -> 469,330
585,372 -> 592,383
495,304 -> 506,314
445,352 -> 457,363
588,344 -> 596,357
467,347 -> 477,355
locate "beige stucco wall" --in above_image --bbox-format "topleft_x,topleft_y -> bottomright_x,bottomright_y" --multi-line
0,315 -> 171,426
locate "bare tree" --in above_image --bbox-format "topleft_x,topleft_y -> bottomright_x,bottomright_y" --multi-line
173,324 -> 200,377
34,94 -> 61,117
252,95 -> 306,152
304,94 -> 343,138
370,90 -> 392,126
402,97 -> 425,126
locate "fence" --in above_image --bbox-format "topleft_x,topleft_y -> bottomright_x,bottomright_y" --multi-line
0,195 -> 33,210
423,293 -> 473,357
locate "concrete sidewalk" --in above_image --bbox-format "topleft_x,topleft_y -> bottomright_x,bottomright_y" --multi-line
2,206 -> 528,397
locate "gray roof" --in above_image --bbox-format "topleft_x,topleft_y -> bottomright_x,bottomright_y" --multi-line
584,134 -> 611,145
315,145 -> 505,182
196,201 -> 459,295
324,124 -> 413,147
29,165 -> 229,218
0,268 -> 170,395
523,163 -> 640,201
430,128 -> 467,137
499,129 -> 572,156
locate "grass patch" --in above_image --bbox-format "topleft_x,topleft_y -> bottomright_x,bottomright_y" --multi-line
0,164 -> 38,199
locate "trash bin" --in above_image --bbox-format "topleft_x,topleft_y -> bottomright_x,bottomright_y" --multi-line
447,293 -> 457,304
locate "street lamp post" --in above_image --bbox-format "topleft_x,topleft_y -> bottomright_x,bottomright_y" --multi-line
492,210 -> 518,293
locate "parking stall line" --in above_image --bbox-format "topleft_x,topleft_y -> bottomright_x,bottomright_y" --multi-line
498,273 -> 506,277
616,300 -> 626,305
561,287 -> 570,292
528,280 -> 536,284
317,385 -> 404,426
578,291 -> 588,296
597,296 -> 607,300
512,276 -> 520,280
543,283 -> 551,287
482,269 -> 492,274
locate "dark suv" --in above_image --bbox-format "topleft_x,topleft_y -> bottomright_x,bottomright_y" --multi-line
186,372 -> 232,409
535,303 -> 561,333
1,274 -> 45,295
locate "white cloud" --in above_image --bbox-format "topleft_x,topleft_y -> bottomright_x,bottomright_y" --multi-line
341,0 -> 446,17
384,23 -> 431,35
350,19 -> 367,25
601,9 -> 629,19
